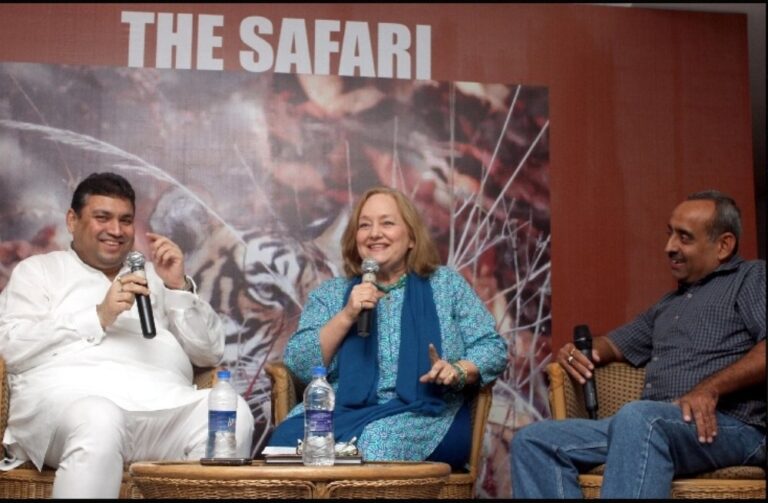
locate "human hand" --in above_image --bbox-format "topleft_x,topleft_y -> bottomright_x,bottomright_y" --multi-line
674,384 -> 719,443
146,232 -> 186,289
558,342 -> 600,385
343,282 -> 384,322
418,343 -> 462,387
96,273 -> 149,329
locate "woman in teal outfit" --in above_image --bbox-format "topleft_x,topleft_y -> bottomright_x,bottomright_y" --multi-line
268,187 -> 508,468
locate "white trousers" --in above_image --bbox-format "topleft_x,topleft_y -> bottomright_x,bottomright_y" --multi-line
43,394 -> 254,498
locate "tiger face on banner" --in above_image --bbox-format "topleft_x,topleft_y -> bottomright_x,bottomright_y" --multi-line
0,61 -> 550,497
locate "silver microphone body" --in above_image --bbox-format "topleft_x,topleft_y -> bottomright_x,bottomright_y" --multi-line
357,258 -> 379,337
125,251 -> 157,339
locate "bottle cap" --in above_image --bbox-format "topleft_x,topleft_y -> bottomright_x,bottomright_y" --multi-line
217,369 -> 231,380
311,366 -> 327,377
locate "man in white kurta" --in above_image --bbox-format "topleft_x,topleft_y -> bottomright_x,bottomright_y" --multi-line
0,172 -> 254,497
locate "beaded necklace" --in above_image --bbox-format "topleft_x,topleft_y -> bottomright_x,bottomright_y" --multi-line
375,273 -> 407,293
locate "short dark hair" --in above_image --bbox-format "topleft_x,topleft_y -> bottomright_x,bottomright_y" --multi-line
686,190 -> 741,255
70,172 -> 136,215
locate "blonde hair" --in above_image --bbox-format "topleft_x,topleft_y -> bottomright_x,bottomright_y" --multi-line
341,187 -> 441,277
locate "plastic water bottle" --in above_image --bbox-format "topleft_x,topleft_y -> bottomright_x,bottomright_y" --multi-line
302,365 -> 335,466
206,369 -> 238,458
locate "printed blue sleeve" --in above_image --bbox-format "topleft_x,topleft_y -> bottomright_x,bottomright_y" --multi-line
435,267 -> 508,385
282,278 -> 346,384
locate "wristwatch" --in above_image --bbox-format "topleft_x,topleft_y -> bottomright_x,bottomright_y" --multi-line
173,276 -> 194,293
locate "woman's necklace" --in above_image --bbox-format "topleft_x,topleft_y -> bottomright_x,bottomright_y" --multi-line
375,273 -> 407,293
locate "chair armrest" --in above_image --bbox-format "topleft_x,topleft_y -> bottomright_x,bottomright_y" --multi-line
265,361 -> 304,425
192,366 -> 219,390
546,362 -> 565,419
466,382 -> 494,477
547,361 -> 646,420
546,362 -> 587,420
0,357 -> 8,443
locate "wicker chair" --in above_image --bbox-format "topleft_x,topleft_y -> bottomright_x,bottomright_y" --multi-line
546,361 -> 767,499
265,361 -> 494,499
0,356 -> 218,499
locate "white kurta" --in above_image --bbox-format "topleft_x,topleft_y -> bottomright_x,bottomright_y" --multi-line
0,248 -> 225,469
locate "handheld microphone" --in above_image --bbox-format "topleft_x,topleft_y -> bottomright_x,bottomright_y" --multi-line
125,251 -> 157,339
573,324 -> 598,419
357,258 -> 379,337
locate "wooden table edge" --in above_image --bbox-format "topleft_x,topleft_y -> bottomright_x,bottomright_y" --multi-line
129,460 -> 452,482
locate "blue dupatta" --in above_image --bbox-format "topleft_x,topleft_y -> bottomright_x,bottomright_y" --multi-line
268,272 -> 446,447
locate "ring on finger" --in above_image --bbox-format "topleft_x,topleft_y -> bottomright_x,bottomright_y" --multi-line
568,347 -> 576,357
567,355 -> 574,364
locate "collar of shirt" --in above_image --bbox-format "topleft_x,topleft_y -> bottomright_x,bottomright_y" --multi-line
676,254 -> 744,292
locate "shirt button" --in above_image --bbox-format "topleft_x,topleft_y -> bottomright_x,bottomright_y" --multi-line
674,315 -> 679,320
686,293 -> 692,299
646,383 -> 652,388
652,356 -> 658,362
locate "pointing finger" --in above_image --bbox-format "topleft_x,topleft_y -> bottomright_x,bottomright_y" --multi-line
428,343 -> 440,365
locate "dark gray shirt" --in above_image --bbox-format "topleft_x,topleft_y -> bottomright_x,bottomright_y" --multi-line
608,256 -> 766,430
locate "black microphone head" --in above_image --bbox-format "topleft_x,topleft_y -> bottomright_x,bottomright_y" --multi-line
361,258 -> 379,274
125,251 -> 146,272
573,324 -> 593,351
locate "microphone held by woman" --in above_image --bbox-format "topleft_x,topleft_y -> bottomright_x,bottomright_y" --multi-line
356,258 -> 379,337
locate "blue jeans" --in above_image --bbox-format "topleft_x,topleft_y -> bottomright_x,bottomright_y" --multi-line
510,400 -> 766,498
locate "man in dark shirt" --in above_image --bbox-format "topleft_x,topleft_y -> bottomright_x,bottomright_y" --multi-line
510,190 -> 766,498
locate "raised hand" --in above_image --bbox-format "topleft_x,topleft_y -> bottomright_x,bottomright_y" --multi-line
419,343 -> 461,387
146,232 -> 187,289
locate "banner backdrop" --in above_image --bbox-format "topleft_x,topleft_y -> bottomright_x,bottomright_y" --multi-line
2,2 -> 760,499
0,59 -> 549,496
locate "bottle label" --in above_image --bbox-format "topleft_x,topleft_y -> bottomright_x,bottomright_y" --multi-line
209,410 -> 236,432
306,410 -> 333,434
